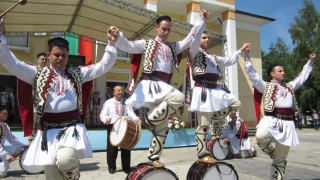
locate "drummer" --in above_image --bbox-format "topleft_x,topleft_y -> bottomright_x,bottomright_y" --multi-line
100,85 -> 141,174
219,112 -> 256,158
0,106 -> 27,178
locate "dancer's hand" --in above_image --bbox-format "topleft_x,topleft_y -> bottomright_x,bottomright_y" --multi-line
240,43 -> 252,52
108,26 -> 119,42
6,155 -> 15,163
200,9 -> 210,19
223,138 -> 229,143
136,118 -> 141,124
310,53 -> 317,62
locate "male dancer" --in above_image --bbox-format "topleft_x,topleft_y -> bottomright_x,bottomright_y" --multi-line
187,30 -> 251,163
0,16 -> 118,179
244,46 -> 316,179
109,9 -> 209,167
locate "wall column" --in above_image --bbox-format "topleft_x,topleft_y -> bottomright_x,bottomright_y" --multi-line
144,0 -> 157,12
222,9 -> 239,100
186,1 -> 200,25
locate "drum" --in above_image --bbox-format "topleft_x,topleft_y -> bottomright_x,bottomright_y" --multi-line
19,147 -> 44,174
110,117 -> 141,150
187,161 -> 238,180
126,163 -> 178,180
211,139 -> 230,160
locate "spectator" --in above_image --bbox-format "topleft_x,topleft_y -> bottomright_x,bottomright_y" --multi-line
0,87 -> 14,125
311,109 -> 319,130
0,106 -> 27,178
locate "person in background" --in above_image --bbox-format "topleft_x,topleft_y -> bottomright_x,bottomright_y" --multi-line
0,106 -> 27,178
295,109 -> 303,130
219,112 -> 256,158
311,109 -> 319,131
0,87 -> 14,125
36,52 -> 47,68
100,85 -> 141,174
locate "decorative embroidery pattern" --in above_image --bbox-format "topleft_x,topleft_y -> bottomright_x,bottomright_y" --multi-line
263,82 -> 298,112
34,66 -> 83,116
65,67 -> 84,115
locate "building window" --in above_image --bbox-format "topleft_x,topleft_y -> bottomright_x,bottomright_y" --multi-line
117,48 -> 129,58
116,48 -> 130,62
6,32 -> 29,51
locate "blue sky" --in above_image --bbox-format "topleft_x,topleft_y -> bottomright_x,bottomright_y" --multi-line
235,0 -> 320,52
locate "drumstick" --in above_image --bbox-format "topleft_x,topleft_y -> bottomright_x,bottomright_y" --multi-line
0,0 -> 28,18
116,116 -> 124,132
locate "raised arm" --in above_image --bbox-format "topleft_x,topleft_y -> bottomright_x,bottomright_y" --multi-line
217,43 -> 251,68
0,34 -> 36,84
177,9 -> 209,54
289,53 -> 315,90
81,29 -> 118,82
244,47 -> 266,93
113,26 -> 146,54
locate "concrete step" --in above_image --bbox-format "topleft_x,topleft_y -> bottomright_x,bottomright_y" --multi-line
247,127 -> 256,136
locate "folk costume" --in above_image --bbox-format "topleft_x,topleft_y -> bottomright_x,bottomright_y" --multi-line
0,34 -> 117,180
0,122 -> 25,178
115,16 -> 207,166
100,97 -> 139,174
220,116 -> 255,158
186,40 -> 243,162
245,57 -> 313,180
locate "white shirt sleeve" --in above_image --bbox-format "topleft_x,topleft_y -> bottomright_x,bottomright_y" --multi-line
176,16 -> 207,54
115,32 -> 146,54
100,99 -> 112,124
81,41 -> 117,82
125,105 -> 139,121
289,60 -> 313,90
0,35 -> 37,85
5,125 -> 25,148
216,50 -> 243,68
244,57 -> 266,93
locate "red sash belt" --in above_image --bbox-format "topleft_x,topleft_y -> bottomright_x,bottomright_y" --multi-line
42,109 -> 80,122
194,73 -> 219,89
140,71 -> 170,84
195,82 -> 216,89
194,73 -> 219,81
264,108 -> 295,121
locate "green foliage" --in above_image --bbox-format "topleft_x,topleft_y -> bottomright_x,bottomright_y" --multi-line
262,0 -> 320,113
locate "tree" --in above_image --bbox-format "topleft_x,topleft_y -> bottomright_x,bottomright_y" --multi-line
288,0 -> 320,112
262,38 -> 291,82
262,0 -> 320,113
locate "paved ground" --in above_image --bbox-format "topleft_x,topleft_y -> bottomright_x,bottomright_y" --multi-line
3,128 -> 320,179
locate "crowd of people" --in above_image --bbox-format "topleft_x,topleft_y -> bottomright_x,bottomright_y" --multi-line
0,7 -> 318,180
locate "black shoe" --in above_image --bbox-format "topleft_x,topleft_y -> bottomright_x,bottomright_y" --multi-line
124,167 -> 133,174
108,167 -> 115,174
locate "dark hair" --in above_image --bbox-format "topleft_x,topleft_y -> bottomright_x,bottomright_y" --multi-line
37,52 -> 46,59
156,15 -> 171,25
267,63 -> 283,77
0,106 -> 7,112
203,30 -> 208,34
48,37 -> 69,52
